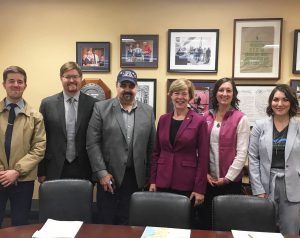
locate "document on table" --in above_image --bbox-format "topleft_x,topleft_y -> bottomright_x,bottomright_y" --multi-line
32,219 -> 83,238
232,230 -> 284,238
141,226 -> 190,238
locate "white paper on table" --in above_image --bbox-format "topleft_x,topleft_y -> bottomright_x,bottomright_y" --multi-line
32,219 -> 83,238
232,230 -> 284,238
141,226 -> 191,238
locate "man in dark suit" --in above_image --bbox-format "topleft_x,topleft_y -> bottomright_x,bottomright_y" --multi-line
38,61 -> 98,182
86,69 -> 156,225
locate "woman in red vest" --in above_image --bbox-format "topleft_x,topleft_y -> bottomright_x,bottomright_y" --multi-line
200,77 -> 250,230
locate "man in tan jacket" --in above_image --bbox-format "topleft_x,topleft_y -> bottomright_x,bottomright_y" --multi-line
0,66 -> 46,227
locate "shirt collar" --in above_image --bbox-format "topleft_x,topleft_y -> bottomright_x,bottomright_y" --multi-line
118,99 -> 137,111
5,98 -> 25,109
63,91 -> 80,102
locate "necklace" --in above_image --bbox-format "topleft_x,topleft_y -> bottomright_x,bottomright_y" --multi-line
216,122 -> 220,128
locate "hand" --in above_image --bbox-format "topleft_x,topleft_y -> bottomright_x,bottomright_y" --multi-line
211,177 -> 227,187
0,170 -> 19,187
207,174 -> 217,186
149,184 -> 157,192
100,174 -> 114,194
190,192 -> 204,206
257,193 -> 268,198
38,176 -> 46,183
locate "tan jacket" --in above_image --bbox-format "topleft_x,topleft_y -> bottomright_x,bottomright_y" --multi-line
0,99 -> 46,181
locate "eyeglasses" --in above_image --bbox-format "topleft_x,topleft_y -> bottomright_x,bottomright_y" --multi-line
62,75 -> 81,80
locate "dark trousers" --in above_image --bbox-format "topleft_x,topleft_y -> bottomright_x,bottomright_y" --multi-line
0,181 -> 34,227
61,158 -> 92,181
96,168 -> 139,225
197,181 -> 242,230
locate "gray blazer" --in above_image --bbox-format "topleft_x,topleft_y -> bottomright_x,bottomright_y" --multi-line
249,117 -> 300,202
86,98 -> 156,188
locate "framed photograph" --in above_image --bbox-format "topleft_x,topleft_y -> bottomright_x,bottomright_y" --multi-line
76,42 -> 110,72
167,79 -> 216,113
233,18 -> 283,79
236,85 -> 275,126
120,35 -> 158,68
167,29 -> 219,73
293,30 -> 300,74
290,79 -> 300,112
136,79 -> 157,117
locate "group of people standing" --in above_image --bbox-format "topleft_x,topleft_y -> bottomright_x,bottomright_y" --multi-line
126,42 -> 152,62
0,63 -> 299,235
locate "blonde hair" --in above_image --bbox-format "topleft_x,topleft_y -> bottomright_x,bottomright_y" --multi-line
168,79 -> 194,99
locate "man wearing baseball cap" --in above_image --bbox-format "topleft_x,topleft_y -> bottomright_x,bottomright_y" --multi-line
87,69 -> 156,225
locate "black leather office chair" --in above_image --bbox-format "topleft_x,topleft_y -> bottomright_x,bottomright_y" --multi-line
212,194 -> 277,232
39,179 -> 93,223
129,191 -> 191,228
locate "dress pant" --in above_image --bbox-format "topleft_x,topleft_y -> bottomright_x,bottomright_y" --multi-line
197,181 -> 242,230
0,181 -> 34,227
61,158 -> 90,180
274,176 -> 300,235
96,168 -> 139,225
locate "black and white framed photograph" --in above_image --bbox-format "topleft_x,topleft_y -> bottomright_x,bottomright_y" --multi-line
167,79 -> 216,113
167,29 -> 219,73
120,35 -> 158,68
293,30 -> 300,74
233,18 -> 283,79
76,42 -> 110,72
136,78 -> 157,117
236,84 -> 275,126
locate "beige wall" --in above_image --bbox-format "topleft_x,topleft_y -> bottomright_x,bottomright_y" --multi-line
0,0 -> 299,197
1,0 -> 300,114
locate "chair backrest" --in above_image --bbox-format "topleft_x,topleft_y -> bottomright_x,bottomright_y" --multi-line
212,195 -> 277,232
39,179 -> 93,223
129,191 -> 191,229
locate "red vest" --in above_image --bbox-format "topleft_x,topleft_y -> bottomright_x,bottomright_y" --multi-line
205,109 -> 245,182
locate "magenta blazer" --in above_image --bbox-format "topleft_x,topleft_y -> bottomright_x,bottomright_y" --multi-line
150,110 -> 209,194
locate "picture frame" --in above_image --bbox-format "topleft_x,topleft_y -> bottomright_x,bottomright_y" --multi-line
290,79 -> 300,112
166,79 -> 216,114
236,84 -> 275,126
293,30 -> 300,74
233,18 -> 283,79
76,42 -> 110,72
120,35 -> 159,68
136,78 -> 157,117
167,29 -> 219,73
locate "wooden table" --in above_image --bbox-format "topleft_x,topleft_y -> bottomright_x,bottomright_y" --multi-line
0,224 -> 298,238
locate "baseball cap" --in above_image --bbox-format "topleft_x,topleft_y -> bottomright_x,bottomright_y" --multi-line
117,69 -> 137,85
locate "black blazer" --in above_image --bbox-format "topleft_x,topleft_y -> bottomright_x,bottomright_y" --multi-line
38,92 -> 98,180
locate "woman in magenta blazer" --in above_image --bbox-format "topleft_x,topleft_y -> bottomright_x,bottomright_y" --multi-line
149,79 -> 209,226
